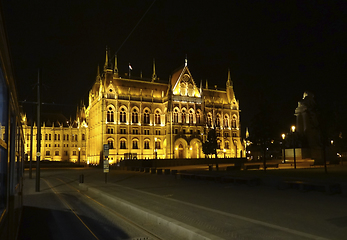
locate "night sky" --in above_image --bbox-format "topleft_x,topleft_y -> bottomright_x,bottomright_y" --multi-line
2,1 -> 347,136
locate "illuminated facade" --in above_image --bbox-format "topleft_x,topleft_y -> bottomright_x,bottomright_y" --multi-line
22,50 -> 245,164
22,113 -> 87,163
86,49 -> 245,165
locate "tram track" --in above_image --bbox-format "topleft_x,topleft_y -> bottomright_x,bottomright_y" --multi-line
42,176 -> 163,240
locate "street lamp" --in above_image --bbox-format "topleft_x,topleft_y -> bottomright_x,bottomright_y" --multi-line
291,126 -> 296,169
154,138 -> 157,159
281,134 -> 286,163
78,147 -> 81,165
223,149 -> 226,158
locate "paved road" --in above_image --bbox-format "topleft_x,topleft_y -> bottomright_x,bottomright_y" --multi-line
19,169 -> 159,240
19,167 -> 347,239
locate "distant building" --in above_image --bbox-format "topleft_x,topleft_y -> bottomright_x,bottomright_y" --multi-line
85,49 -> 245,165
22,49 -> 246,165
22,113 -> 87,163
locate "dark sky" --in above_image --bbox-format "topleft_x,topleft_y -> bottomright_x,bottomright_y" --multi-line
2,1 -> 347,136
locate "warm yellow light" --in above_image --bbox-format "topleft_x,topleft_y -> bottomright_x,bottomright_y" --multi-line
291,126 -> 296,132
78,147 -> 81,151
155,138 -> 157,141
223,149 -> 226,152
282,133 -> 285,139
190,147 -> 192,150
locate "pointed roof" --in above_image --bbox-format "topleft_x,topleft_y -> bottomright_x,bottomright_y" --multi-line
152,58 -> 157,82
104,46 -> 109,71
226,68 -> 233,88
114,54 -> 118,74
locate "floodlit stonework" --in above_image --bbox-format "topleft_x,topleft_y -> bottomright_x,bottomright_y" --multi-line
86,50 -> 245,165
23,49 -> 245,165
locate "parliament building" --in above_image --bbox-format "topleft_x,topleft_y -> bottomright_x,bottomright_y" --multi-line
23,49 -> 245,165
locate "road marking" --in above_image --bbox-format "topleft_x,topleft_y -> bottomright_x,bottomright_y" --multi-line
42,178 -> 100,240
113,184 -> 330,240
54,178 -> 163,240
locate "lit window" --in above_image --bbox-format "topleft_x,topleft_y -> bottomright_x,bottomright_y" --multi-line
132,109 -> 139,123
107,107 -> 115,122
144,109 -> 150,124
155,110 -> 161,124
120,139 -> 126,149
120,107 -> 126,123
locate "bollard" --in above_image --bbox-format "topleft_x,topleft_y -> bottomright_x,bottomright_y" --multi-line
79,174 -> 84,183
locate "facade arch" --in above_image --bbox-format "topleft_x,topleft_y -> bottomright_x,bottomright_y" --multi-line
173,107 -> 179,123
181,108 -> 187,124
232,115 -> 237,128
224,114 -> 230,128
196,109 -> 202,124
132,138 -> 139,149
216,113 -> 221,128
119,106 -> 127,123
107,105 -> 115,123
154,109 -> 161,125
188,108 -> 195,124
189,138 -> 202,158
119,138 -> 127,149
207,112 -> 212,127
174,138 -> 188,159
143,107 -> 151,124
107,138 -> 114,149
131,107 -> 139,124
144,138 -> 150,149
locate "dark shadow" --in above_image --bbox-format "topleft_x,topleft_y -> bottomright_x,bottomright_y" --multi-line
18,205 -> 130,240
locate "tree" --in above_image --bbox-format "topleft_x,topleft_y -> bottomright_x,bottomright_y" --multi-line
202,128 -> 217,158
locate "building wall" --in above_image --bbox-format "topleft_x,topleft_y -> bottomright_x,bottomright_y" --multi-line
85,56 -> 246,165
23,121 -> 87,163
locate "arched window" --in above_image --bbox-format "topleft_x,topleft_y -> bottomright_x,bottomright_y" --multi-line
154,110 -> 161,124
182,109 -> 186,124
232,116 -> 237,128
132,108 -> 138,124
207,113 -> 212,127
196,110 -> 201,124
173,109 -> 179,123
225,141 -> 230,149
107,107 -> 115,122
120,139 -> 126,149
224,115 -> 229,128
132,139 -> 138,149
108,139 -> 114,149
120,107 -> 126,123
180,82 -> 187,96
155,139 -> 161,149
216,114 -> 221,127
189,109 -> 194,124
144,140 -> 150,149
144,109 -> 150,124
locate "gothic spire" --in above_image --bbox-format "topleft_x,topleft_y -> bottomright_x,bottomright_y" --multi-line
114,54 -> 118,77
97,65 -> 100,78
104,46 -> 109,71
185,54 -> 188,67
152,58 -> 157,82
226,68 -> 233,88
226,68 -> 235,103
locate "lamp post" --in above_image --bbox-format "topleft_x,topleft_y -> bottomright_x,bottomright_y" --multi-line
223,149 -> 226,158
78,147 -> 81,165
291,126 -> 296,169
154,138 -> 157,159
281,133 -> 286,163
